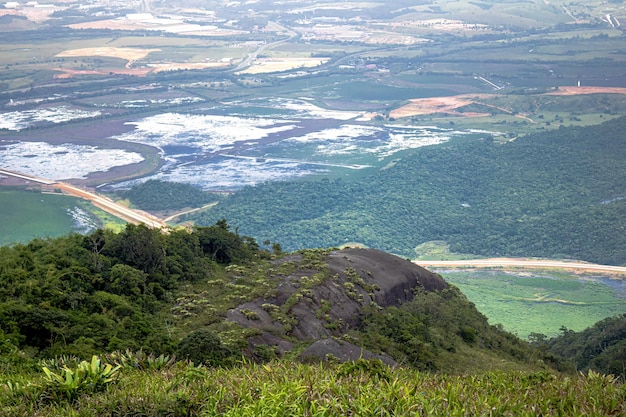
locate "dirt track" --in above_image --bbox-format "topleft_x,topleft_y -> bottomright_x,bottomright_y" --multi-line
416,258 -> 626,276
0,168 -> 167,228
54,182 -> 167,228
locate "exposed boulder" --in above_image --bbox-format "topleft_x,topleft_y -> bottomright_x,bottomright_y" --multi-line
227,248 -> 447,361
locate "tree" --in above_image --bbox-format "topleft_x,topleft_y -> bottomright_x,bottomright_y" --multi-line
528,332 -> 547,346
177,329 -> 230,366
109,264 -> 146,297
195,220 -> 257,264
105,224 -> 166,275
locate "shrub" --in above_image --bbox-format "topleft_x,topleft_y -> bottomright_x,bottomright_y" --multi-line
337,358 -> 391,381
177,329 -> 231,367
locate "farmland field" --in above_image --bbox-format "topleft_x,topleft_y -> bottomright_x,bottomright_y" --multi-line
441,269 -> 626,339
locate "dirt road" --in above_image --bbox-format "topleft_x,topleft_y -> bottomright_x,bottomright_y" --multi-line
0,168 -> 167,228
54,182 -> 167,228
416,258 -> 626,275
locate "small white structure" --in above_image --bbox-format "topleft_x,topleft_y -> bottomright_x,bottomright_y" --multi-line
4,2 -> 20,9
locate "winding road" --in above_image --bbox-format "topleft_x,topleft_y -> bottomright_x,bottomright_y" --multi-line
416,258 -> 626,275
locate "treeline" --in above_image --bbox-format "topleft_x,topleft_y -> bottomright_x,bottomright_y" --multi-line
0,221 -> 262,362
544,314 -> 626,379
122,179 -> 216,211
190,117 -> 626,265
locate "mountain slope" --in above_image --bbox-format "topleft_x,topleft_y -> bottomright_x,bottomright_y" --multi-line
546,314 -> 626,378
190,117 -> 626,265
0,226 -> 556,374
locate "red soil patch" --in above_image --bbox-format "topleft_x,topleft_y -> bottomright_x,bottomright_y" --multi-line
545,86 -> 626,96
54,68 -> 153,78
389,95 -> 489,118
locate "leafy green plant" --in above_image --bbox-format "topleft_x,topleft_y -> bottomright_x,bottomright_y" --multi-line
40,355 -> 121,402
240,309 -> 259,320
337,358 -> 391,381
105,350 -> 177,371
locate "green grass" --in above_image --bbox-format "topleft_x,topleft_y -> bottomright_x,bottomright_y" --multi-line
2,359 -> 624,416
89,205 -> 127,233
441,270 -> 626,339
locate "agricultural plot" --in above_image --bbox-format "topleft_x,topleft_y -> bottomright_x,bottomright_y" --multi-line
442,270 -> 626,339
238,57 -> 331,74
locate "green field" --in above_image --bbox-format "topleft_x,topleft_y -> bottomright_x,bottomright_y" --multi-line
0,189 -> 123,245
441,269 -> 626,339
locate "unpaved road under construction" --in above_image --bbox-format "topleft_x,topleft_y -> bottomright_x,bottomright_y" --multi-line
0,168 -> 167,229
417,258 -> 626,275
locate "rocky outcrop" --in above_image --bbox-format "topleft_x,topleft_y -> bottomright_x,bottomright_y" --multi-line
226,248 -> 447,361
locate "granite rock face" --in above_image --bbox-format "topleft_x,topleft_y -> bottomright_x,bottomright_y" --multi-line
227,248 -> 447,362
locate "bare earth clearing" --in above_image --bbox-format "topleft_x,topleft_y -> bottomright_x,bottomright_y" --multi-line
238,57 -> 331,74
390,95 -> 489,118
416,258 -> 626,276
390,87 -> 626,119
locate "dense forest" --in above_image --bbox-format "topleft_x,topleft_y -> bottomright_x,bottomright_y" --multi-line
0,221 -> 261,362
122,180 -> 217,211
545,314 -> 626,378
189,117 -> 626,265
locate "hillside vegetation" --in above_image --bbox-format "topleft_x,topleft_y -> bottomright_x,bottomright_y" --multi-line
0,223 -> 556,374
1,225 -> 625,415
545,314 -> 626,379
2,359 -> 624,416
190,117 -> 626,265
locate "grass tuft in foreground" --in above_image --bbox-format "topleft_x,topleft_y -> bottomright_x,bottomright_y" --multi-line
1,358 -> 624,416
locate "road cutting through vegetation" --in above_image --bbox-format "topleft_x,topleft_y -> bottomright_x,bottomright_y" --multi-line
0,168 -> 167,229
417,258 -> 626,275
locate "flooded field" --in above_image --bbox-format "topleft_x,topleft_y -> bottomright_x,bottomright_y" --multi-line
105,98 -> 498,191
442,269 -> 626,339
0,98 -> 498,190
0,189 -> 99,245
